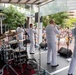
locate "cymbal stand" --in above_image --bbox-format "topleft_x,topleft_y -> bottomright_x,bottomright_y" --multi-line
23,40 -> 29,75
18,42 -> 24,75
0,40 -> 18,75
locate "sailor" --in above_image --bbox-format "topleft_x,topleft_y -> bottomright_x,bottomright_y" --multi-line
16,24 -> 24,50
28,24 -> 36,54
46,20 -> 60,67
68,27 -> 76,75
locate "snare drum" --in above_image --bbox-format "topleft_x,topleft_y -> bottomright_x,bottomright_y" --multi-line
9,40 -> 18,49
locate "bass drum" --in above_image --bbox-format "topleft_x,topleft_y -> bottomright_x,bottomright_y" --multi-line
0,49 -> 5,68
0,48 -> 14,63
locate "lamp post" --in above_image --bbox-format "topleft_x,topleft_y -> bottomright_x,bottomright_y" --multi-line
0,13 -> 6,34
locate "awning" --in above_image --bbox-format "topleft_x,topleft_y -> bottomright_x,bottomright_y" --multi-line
0,0 -> 53,6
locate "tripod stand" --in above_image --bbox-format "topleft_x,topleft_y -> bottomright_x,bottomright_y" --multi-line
0,40 -> 18,75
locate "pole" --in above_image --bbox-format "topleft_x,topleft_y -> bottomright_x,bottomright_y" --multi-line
1,19 -> 3,34
38,5 -> 40,44
29,4 -> 33,24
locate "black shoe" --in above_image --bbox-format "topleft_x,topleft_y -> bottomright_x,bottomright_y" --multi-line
68,74 -> 73,75
51,64 -> 59,67
47,63 -> 51,65
30,53 -> 35,54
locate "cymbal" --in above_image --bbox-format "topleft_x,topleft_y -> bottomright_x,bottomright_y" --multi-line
0,34 -> 6,39
5,30 -> 16,35
5,30 -> 15,33
0,33 -> 15,39
8,32 -> 16,36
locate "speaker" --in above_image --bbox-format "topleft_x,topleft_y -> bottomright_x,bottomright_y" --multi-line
35,12 -> 42,23
39,42 -> 47,49
58,47 -> 72,58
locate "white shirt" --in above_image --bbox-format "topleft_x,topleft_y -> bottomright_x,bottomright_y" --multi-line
46,24 -> 60,42
16,27 -> 24,40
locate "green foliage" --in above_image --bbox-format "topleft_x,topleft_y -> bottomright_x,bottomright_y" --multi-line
43,12 -> 68,27
65,18 -> 76,28
2,5 -> 25,29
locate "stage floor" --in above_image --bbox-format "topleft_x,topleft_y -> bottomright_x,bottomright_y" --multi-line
29,49 -> 76,75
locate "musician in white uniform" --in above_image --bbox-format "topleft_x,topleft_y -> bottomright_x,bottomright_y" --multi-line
28,24 -> 36,54
68,27 -> 76,75
16,24 -> 24,50
46,20 -> 60,67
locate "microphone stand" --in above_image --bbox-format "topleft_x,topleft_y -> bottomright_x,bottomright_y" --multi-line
66,32 -> 71,62
66,32 -> 70,58
34,27 -> 37,48
58,35 -> 60,51
34,33 -> 36,48
36,45 -> 44,75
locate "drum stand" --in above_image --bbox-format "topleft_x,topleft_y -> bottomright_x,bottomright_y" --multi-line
17,40 -> 29,75
23,40 -> 30,75
18,46 -> 24,75
0,40 -> 18,75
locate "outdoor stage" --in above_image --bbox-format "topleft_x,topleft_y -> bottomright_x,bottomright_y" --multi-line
29,48 -> 76,75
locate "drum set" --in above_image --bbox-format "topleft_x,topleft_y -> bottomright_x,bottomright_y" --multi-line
0,32 -> 32,75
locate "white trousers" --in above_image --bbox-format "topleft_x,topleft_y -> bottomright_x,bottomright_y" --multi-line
68,45 -> 76,74
47,41 -> 57,65
30,40 -> 35,53
68,53 -> 76,74
18,41 -> 24,50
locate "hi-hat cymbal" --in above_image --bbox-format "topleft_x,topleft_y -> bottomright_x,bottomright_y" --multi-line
7,32 -> 16,36
5,30 -> 16,34
0,34 -> 6,39
5,31 -> 16,36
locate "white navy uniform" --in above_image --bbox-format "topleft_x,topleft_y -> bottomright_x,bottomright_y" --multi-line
46,24 -> 60,65
16,27 -> 24,49
28,28 -> 36,53
68,28 -> 76,74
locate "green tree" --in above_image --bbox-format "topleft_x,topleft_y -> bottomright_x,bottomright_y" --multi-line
65,18 -> 76,28
43,12 -> 68,27
2,5 -> 25,29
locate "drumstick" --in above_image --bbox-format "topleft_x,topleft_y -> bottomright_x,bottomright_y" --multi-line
18,40 -> 25,42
